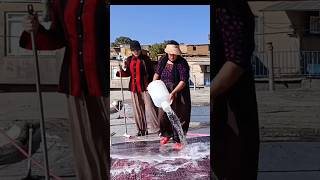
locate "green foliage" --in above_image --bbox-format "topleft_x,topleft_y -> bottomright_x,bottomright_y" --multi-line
149,40 -> 171,60
111,36 -> 132,47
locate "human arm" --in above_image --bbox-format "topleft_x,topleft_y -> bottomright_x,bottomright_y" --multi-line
19,0 -> 66,50
153,73 -> 160,81
169,81 -> 186,102
116,57 -> 131,77
211,7 -> 254,101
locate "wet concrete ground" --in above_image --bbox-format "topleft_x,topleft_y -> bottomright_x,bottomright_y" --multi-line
1,87 -> 320,179
258,142 -> 320,180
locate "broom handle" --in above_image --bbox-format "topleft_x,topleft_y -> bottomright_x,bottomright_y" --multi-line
28,4 -> 50,180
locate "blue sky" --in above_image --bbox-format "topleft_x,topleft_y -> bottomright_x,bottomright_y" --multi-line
110,5 -> 210,45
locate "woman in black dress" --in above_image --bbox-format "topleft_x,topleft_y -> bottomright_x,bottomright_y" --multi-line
153,40 -> 191,150
212,0 -> 260,179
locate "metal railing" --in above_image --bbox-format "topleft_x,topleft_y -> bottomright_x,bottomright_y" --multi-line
252,50 -> 320,79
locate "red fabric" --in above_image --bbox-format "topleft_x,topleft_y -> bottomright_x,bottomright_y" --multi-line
19,0 -> 106,97
116,56 -> 149,93
136,59 -> 142,93
130,59 -> 135,92
64,0 -> 81,96
20,26 -> 65,50
116,68 -> 130,77
19,0 -> 65,50
82,0 -> 101,96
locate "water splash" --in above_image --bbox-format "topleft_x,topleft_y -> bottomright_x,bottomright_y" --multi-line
111,142 -> 210,163
162,102 -> 187,145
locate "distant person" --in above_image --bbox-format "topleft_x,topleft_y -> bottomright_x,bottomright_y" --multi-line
153,40 -> 191,150
117,40 -> 159,136
212,0 -> 260,179
19,0 -> 108,179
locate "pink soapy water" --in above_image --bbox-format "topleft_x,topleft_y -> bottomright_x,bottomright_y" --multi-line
111,137 -> 210,180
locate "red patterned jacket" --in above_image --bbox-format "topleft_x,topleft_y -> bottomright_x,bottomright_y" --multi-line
116,54 -> 155,93
19,0 -> 108,97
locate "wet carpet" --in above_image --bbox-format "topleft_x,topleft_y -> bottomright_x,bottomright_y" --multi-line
111,136 -> 210,180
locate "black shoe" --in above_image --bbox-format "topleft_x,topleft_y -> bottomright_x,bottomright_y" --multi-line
140,130 -> 148,136
137,130 -> 142,136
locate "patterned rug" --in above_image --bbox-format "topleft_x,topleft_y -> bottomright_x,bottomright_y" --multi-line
111,136 -> 210,180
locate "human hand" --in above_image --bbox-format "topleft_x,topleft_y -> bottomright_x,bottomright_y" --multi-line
169,92 -> 177,103
23,14 -> 39,33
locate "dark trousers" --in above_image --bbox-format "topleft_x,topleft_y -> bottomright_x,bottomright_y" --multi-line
158,91 -> 191,143
213,100 -> 260,180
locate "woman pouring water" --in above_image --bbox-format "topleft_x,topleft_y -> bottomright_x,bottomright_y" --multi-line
153,40 -> 191,150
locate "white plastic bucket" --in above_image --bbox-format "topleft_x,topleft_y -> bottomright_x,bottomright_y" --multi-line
147,80 -> 171,108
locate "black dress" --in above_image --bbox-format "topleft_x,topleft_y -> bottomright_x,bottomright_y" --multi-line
212,0 -> 260,179
156,55 -> 191,143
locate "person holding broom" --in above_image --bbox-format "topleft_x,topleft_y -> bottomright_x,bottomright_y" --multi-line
20,0 -> 109,179
116,40 -> 159,136
212,0 -> 260,179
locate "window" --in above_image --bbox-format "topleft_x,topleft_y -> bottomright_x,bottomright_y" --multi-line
254,15 -> 263,52
111,66 -> 119,79
310,16 -> 320,34
5,12 -> 54,56
193,46 -> 196,51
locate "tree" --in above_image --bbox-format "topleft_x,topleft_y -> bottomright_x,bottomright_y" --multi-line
111,36 -> 132,47
149,40 -> 174,60
149,40 -> 175,60
149,43 -> 166,60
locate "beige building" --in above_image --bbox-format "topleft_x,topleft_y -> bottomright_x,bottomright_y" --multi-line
186,57 -> 210,87
110,43 -> 210,89
249,1 -> 320,77
182,44 -> 210,86
110,60 -> 130,89
180,44 -> 209,57
1,2 -> 211,90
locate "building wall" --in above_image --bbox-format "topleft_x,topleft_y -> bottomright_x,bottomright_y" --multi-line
179,44 -> 209,56
110,57 -> 210,88
189,63 -> 205,86
286,11 -> 320,51
249,1 -> 301,52
180,45 -> 188,54
186,45 -> 209,56
248,1 -> 319,77
110,60 -> 130,89
187,57 -> 210,86
250,1 -> 320,52
0,2 -> 62,84
110,47 -> 120,59
301,36 -> 320,51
